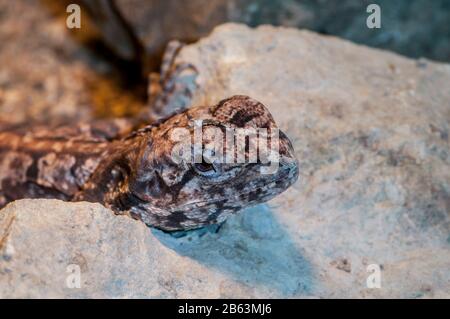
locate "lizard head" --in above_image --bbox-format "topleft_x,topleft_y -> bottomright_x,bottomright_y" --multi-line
120,95 -> 299,231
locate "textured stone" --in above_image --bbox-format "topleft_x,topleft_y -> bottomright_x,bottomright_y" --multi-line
1,24 -> 450,298
0,200 -> 312,298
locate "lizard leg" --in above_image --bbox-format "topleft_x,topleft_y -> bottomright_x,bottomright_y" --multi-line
161,62 -> 198,91
148,40 -> 185,106
146,41 -> 199,121
160,40 -> 185,82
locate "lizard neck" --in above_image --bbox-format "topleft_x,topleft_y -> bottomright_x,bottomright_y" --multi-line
75,134 -> 146,209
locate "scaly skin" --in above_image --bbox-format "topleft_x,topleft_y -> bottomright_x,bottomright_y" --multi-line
0,96 -> 299,231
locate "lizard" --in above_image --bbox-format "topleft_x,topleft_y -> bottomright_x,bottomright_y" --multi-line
0,43 -> 299,231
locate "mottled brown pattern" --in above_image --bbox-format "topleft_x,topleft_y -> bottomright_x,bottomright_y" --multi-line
0,119 -> 126,203
0,95 -> 299,231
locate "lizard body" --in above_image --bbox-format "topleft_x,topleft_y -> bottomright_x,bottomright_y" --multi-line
0,96 -> 298,231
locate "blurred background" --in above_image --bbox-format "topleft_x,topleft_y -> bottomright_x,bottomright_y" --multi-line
0,0 -> 449,124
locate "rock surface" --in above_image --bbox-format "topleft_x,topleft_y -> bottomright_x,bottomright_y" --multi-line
0,199 -> 312,298
1,24 -> 450,298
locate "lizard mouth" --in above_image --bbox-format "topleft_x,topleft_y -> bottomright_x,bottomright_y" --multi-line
165,160 -> 298,212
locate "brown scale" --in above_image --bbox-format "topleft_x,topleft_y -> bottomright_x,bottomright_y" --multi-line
0,120 -> 120,204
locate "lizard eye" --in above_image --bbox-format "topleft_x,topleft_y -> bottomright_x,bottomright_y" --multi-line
193,161 -> 217,177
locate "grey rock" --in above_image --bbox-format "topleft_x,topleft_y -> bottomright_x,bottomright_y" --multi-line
0,200 -> 312,298
1,24 -> 450,298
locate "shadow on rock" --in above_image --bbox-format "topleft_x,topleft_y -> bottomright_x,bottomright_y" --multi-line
152,205 -> 313,297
